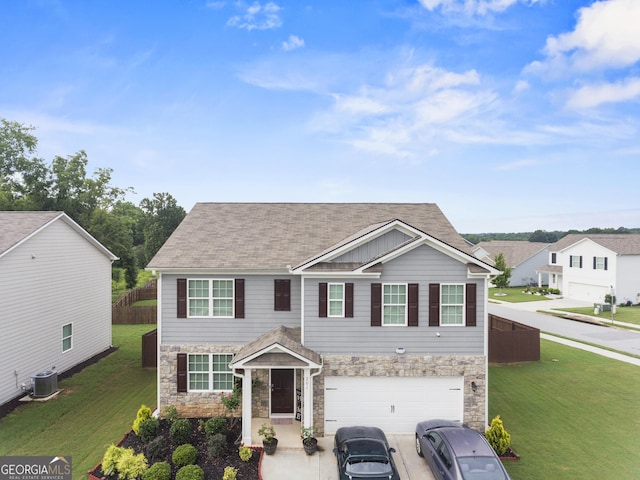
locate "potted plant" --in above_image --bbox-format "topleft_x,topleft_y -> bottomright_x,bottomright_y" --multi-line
301,426 -> 317,455
258,423 -> 277,455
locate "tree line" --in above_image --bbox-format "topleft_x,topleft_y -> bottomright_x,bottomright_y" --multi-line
1,118 -> 186,288
462,226 -> 640,245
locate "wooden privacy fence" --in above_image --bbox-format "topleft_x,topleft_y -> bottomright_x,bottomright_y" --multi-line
489,314 -> 540,363
142,329 -> 157,368
112,280 -> 158,324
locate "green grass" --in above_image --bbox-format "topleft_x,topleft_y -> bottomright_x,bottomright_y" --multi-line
131,299 -> 157,307
556,305 -> 640,325
0,324 -> 157,480
489,287 -> 552,303
490,339 -> 640,479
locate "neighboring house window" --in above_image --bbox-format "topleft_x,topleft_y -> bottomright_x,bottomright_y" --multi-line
570,255 -> 583,268
62,323 -> 73,352
552,274 -> 557,283
187,353 -> 233,391
181,278 -> 242,318
441,284 -> 465,326
593,256 -> 608,270
383,283 -> 407,325
328,283 -> 345,317
551,253 -> 557,264
274,279 -> 291,311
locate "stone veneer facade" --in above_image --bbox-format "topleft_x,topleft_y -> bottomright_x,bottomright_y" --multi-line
160,344 -> 486,436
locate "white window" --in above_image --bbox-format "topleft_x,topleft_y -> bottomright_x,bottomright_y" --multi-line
441,284 -> 464,326
594,257 -> 606,270
62,323 -> 73,352
383,284 -> 407,325
328,283 -> 345,317
188,353 -> 233,391
188,279 -> 234,317
570,255 -> 582,268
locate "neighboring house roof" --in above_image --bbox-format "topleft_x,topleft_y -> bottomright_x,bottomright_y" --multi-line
0,211 -> 117,260
147,203 -> 478,271
472,240 -> 549,267
550,234 -> 640,255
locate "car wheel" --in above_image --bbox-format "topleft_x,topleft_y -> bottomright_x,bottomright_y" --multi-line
415,434 -> 423,457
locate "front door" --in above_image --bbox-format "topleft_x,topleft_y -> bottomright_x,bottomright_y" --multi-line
270,369 -> 294,414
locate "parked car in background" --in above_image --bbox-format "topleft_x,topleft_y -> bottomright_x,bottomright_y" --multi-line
415,419 -> 511,480
333,426 -> 400,480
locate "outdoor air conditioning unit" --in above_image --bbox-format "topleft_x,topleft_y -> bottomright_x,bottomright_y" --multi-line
31,370 -> 58,398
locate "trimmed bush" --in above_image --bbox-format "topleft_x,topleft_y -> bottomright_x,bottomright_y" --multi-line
176,465 -> 204,480
170,418 -> 191,445
204,416 -> 227,438
485,415 -> 511,456
116,450 -> 148,480
222,466 -> 237,480
161,405 -> 179,423
132,405 -> 153,435
238,445 -> 253,462
142,462 -> 170,480
207,433 -> 227,459
172,444 -> 197,467
138,416 -> 159,443
102,445 -> 126,476
145,436 -> 168,464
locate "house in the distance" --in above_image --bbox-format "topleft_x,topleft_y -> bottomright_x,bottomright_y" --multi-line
0,211 -> 117,409
537,234 -> 640,304
472,240 -> 550,287
147,203 -> 499,445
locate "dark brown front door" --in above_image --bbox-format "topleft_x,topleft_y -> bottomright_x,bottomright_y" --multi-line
271,369 -> 294,414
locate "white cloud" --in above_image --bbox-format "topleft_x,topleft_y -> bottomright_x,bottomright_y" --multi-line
566,77 -> 640,109
418,0 -> 540,16
282,35 -> 304,51
227,1 -> 282,31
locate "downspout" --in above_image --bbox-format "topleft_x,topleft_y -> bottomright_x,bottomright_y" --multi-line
155,272 -> 162,414
483,275 -> 489,428
300,275 -> 305,345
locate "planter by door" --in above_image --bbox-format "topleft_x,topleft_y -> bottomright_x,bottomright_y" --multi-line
303,438 -> 318,455
263,438 -> 278,455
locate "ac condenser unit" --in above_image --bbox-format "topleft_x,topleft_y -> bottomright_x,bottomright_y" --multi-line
31,370 -> 58,398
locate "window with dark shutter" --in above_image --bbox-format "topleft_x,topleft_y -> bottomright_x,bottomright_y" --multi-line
465,283 -> 477,327
177,353 -> 187,393
319,283 -> 328,317
345,283 -> 354,318
605,257 -> 608,270
177,278 -> 187,318
551,253 -> 557,264
408,283 -> 419,326
274,279 -> 291,311
371,283 -> 381,326
429,283 -> 440,326
234,279 -> 245,318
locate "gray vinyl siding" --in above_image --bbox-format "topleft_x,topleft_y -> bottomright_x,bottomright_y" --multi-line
304,244 -> 485,355
161,274 -> 301,344
333,230 -> 411,263
0,219 -> 113,406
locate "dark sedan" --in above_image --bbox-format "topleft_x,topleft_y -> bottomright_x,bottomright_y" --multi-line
333,426 -> 400,480
415,419 -> 512,480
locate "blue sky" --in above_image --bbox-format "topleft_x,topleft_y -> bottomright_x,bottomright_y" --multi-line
1,0 -> 639,233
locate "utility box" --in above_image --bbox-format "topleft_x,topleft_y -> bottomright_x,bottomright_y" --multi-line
32,370 -> 58,398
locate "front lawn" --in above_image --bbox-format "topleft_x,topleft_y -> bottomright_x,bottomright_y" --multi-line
0,324 -> 157,480
488,287 -> 553,303
490,339 -> 640,479
556,305 -> 640,325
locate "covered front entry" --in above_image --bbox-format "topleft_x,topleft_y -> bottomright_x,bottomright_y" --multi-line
271,368 -> 295,415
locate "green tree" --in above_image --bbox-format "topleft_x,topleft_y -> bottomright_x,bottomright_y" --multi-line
139,192 -> 186,266
492,253 -> 512,289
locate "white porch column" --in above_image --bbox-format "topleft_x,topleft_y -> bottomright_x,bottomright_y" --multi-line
537,271 -> 542,287
303,368 -> 313,430
241,368 -> 253,446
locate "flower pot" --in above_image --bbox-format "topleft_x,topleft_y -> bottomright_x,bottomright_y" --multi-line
303,437 -> 318,455
263,438 -> 278,455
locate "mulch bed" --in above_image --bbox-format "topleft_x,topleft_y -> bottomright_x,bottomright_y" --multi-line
89,418 -> 261,480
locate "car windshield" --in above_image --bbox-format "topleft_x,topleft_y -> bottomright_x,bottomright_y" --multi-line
457,456 -> 508,480
345,455 -> 392,477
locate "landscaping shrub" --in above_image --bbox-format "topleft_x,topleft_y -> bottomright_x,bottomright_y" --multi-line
170,418 -> 191,445
204,416 -> 227,438
142,462 -> 170,480
101,444 -> 126,476
145,436 -> 168,463
161,405 -> 179,424
116,449 -> 148,480
138,416 -> 159,443
485,415 -> 511,456
132,405 -> 153,435
172,443 -> 197,467
222,466 -> 237,480
207,433 -> 227,459
175,465 -> 204,480
238,445 -> 253,462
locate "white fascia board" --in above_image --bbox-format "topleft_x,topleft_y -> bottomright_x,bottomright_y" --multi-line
145,267 -> 290,276
299,271 -> 382,278
232,344 -> 322,369
560,237 -> 618,256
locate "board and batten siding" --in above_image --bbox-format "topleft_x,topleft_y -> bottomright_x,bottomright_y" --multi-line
0,219 -> 113,406
160,274 -> 302,344
333,229 -> 411,263
304,244 -> 485,355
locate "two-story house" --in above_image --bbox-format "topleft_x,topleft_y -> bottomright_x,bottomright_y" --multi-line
538,234 -> 640,304
147,203 -> 498,445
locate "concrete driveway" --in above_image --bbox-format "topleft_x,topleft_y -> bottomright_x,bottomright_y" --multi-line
260,434 -> 435,480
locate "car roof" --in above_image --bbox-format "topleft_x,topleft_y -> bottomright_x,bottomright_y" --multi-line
335,426 -> 388,445
438,427 -> 495,457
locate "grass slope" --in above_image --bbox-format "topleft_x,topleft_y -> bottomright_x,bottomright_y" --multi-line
0,325 -> 157,480
489,287 -> 553,303
490,339 -> 640,479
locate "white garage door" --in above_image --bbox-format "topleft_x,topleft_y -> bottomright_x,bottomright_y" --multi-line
324,376 -> 464,435
568,282 -> 608,302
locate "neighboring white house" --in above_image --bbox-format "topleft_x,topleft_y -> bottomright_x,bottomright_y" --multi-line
472,241 -> 550,287
537,234 -> 640,304
0,211 -> 117,408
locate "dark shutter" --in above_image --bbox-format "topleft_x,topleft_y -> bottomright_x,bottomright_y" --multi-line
371,283 -> 382,327
593,256 -> 597,269
579,256 -> 583,268
345,283 -> 354,318
177,278 -> 187,318
319,283 -> 327,318
177,353 -> 187,393
235,279 -> 245,318
408,283 -> 419,327
551,253 -> 557,264
605,257 -> 608,270
429,283 -> 440,327
274,279 -> 291,311
465,283 -> 477,327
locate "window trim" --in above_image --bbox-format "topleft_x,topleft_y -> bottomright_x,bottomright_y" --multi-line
570,255 -> 582,268
382,283 -> 408,326
62,323 -> 73,353
594,256 -> 607,270
187,278 -> 235,318
440,283 -> 465,327
187,353 -> 234,392
328,282 -> 345,317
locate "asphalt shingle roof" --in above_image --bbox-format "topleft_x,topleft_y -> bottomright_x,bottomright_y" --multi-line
0,211 -> 62,255
473,240 -> 549,267
550,234 -> 640,255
